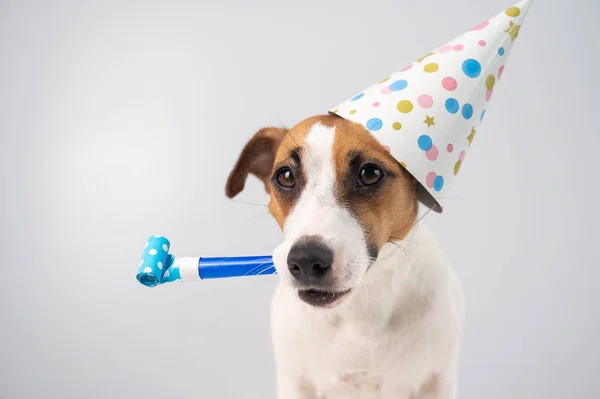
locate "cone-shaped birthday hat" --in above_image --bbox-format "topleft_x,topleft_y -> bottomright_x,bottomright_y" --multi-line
330,0 -> 533,212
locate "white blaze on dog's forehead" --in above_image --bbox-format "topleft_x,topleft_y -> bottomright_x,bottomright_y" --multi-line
283,122 -> 336,235
303,122 -> 336,202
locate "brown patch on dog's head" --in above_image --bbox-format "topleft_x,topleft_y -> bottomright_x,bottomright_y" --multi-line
226,115 -> 418,249
329,117 -> 418,257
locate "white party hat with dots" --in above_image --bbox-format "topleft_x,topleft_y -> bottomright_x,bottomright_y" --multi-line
330,0 -> 533,212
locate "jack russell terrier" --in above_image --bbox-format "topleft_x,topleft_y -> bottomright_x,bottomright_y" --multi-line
225,114 -> 464,399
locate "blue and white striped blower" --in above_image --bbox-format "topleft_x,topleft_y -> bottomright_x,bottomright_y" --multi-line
136,235 -> 276,287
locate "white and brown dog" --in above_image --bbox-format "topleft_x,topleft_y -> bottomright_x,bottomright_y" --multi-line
226,114 -> 464,399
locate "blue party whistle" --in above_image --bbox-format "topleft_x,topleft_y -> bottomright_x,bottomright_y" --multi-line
136,235 -> 276,287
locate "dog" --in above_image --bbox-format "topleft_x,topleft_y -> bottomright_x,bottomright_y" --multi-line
225,114 -> 464,399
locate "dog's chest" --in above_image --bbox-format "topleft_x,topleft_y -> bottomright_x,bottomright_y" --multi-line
298,320 -> 411,398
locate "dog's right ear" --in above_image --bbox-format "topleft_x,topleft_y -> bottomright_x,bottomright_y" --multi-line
225,127 -> 288,199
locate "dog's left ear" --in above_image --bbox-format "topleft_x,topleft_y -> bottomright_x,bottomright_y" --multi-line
225,127 -> 288,198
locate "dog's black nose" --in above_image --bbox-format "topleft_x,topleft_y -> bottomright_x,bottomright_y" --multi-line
287,237 -> 333,285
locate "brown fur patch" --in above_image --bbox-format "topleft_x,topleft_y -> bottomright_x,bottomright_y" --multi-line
226,114 -> 418,246
328,117 -> 418,253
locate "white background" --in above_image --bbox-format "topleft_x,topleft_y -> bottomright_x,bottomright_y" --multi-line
1,0 -> 598,398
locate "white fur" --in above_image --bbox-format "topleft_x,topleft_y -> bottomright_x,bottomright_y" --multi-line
270,123 -> 464,399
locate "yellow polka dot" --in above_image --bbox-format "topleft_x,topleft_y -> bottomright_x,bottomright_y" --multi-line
505,7 -> 520,17
332,109 -> 339,114
396,100 -> 414,114
400,162 -> 407,169
453,161 -> 462,176
379,76 -> 391,83
392,122 -> 402,130
423,63 -> 439,73
486,74 -> 496,90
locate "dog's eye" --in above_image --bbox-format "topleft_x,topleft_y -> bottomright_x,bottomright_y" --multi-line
275,168 -> 296,189
357,164 -> 384,187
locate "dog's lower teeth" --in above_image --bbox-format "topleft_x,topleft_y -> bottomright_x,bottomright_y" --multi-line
298,289 -> 350,306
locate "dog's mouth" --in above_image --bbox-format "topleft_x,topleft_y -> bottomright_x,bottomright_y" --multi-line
297,288 -> 352,307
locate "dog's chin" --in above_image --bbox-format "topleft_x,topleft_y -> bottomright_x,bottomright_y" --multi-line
297,288 -> 352,308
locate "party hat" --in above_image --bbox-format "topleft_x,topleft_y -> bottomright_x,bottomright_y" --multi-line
329,0 -> 533,212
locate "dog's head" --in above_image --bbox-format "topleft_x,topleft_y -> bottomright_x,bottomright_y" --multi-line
226,114 -> 418,308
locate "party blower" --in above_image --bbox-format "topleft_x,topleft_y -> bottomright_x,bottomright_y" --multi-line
136,235 -> 275,287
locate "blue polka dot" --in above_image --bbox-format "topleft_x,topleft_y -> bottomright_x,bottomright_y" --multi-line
366,118 -> 383,131
498,47 -> 505,56
462,59 -> 482,78
480,110 -> 486,123
433,175 -> 444,192
445,98 -> 460,114
389,80 -> 408,91
461,103 -> 474,120
350,93 -> 364,101
418,135 -> 433,151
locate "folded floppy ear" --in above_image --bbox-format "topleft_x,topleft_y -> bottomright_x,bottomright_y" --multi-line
225,127 -> 288,198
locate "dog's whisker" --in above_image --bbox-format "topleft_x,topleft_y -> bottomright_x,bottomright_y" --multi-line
228,199 -> 269,208
416,196 -> 467,201
277,140 -> 296,154
390,237 -> 424,245
387,241 -> 412,261
257,265 -> 276,275
287,129 -> 301,149
412,205 -> 436,229
242,210 -> 272,226
358,276 -> 370,317
244,260 -> 276,276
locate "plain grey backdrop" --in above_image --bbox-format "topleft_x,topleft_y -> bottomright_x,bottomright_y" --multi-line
1,0 -> 598,398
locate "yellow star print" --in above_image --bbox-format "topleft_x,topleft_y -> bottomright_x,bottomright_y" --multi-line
423,116 -> 435,128
349,109 -> 357,115
505,21 -> 520,41
466,127 -> 476,146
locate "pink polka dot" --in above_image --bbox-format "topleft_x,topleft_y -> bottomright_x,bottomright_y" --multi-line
471,20 -> 489,31
486,90 -> 493,101
442,77 -> 457,91
426,146 -> 439,161
417,94 -> 433,108
498,65 -> 505,79
382,145 -> 391,153
372,101 -> 380,107
426,172 -> 437,188
400,64 -> 413,72
453,44 -> 464,51
380,86 -> 392,94
438,44 -> 453,53
479,40 -> 486,46
459,151 -> 466,161
447,144 -> 454,153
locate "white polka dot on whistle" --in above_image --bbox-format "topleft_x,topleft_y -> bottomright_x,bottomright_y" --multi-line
143,267 -> 152,273
162,244 -> 169,252
158,262 -> 163,270
164,270 -> 170,278
149,249 -> 157,256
